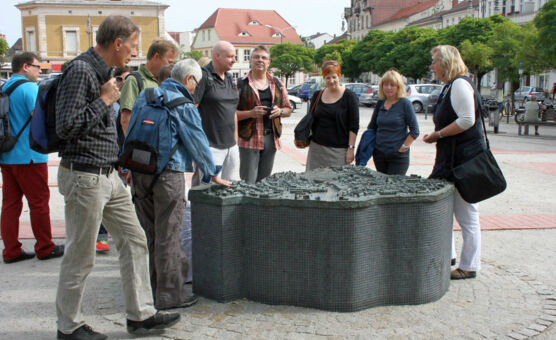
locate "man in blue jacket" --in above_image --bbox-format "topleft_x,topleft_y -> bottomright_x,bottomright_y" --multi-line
129,58 -> 230,310
1,52 -> 64,263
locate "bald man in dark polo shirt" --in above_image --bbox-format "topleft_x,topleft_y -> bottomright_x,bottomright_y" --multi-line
192,41 -> 240,185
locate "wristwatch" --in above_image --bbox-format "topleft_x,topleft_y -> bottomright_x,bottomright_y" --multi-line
437,130 -> 444,139
401,144 -> 410,151
348,145 -> 355,149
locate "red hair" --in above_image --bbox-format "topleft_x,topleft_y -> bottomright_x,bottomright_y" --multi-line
321,60 -> 341,77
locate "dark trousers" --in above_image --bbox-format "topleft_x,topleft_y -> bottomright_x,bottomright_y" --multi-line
373,149 -> 410,176
239,133 -> 277,184
1,163 -> 54,260
132,169 -> 189,309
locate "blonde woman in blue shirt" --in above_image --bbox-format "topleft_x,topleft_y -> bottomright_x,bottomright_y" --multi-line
367,69 -> 420,175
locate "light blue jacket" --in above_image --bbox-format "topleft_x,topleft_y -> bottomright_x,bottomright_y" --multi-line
141,78 -> 216,183
0,75 -> 48,164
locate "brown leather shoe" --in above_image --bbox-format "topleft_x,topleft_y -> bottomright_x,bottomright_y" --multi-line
450,268 -> 477,280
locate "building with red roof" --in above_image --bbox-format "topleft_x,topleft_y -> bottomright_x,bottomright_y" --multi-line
191,8 -> 303,81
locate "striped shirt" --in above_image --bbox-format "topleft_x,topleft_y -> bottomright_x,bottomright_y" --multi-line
55,47 -> 118,167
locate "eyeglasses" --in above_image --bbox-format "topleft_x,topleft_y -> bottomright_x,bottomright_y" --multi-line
192,76 -> 198,86
251,55 -> 269,61
116,76 -> 124,82
27,63 -> 41,69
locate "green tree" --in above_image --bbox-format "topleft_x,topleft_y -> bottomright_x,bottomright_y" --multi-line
0,38 -> 8,62
534,0 -> 556,67
179,50 -> 203,61
438,16 -> 495,47
460,40 -> 493,87
350,29 -> 396,76
488,19 -> 523,98
387,26 -> 438,80
341,48 -> 362,80
314,39 -> 357,66
517,22 -> 551,76
270,42 -> 315,87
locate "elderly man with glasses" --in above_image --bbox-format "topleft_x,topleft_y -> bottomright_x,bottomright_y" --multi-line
128,59 -> 230,311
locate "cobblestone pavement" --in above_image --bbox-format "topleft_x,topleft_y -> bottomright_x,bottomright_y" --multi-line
1,104 -> 556,339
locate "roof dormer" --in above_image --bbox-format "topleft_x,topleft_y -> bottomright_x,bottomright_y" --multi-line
238,31 -> 251,37
248,20 -> 260,25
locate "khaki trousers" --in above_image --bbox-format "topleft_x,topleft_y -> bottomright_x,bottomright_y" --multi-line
56,166 -> 155,333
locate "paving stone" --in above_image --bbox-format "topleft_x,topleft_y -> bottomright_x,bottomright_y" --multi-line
528,323 -> 548,332
518,327 -> 540,337
540,314 -> 556,322
507,332 -> 528,340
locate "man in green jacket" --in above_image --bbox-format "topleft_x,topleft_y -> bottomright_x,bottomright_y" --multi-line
119,38 -> 178,135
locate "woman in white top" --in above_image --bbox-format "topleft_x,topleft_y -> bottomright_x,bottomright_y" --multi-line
423,45 -> 486,280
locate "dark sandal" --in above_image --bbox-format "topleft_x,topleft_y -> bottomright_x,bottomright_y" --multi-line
450,268 -> 476,280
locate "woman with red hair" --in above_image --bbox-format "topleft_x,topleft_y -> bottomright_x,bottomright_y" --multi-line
297,60 -> 359,171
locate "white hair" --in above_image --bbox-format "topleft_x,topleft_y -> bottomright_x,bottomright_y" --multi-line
171,59 -> 202,84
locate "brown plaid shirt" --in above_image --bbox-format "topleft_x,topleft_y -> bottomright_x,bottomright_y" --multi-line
237,72 -> 291,150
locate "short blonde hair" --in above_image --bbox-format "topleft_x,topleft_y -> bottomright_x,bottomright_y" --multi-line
378,69 -> 407,99
431,45 -> 468,82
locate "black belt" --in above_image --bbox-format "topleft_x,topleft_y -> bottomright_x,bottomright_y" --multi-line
263,128 -> 273,135
61,160 -> 115,176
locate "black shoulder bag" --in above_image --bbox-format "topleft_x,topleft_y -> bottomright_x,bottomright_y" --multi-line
451,95 -> 506,203
294,89 -> 324,147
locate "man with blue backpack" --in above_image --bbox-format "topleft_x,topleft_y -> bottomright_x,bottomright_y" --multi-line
0,52 -> 64,264
121,58 -> 230,311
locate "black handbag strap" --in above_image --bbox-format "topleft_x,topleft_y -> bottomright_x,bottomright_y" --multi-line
449,77 -> 490,169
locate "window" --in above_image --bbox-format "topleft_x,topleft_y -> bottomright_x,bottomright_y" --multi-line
272,33 -> 281,38
232,72 -> 239,79
25,27 -> 36,52
248,20 -> 260,25
238,32 -> 251,37
208,30 -> 211,40
202,31 -> 205,41
63,26 -> 80,57
235,49 -> 238,61
244,49 -> 250,61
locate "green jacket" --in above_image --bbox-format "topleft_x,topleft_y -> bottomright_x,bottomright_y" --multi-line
119,64 -> 159,112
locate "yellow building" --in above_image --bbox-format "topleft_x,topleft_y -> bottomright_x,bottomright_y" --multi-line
15,0 -> 169,71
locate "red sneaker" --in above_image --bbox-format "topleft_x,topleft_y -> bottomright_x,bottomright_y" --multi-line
96,240 -> 110,252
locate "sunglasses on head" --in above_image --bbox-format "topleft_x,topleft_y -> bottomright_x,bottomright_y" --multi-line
322,61 -> 339,68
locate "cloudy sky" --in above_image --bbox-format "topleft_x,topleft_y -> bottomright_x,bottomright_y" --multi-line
0,0 -> 350,46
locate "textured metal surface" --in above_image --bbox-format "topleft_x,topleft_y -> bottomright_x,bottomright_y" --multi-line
191,166 -> 454,312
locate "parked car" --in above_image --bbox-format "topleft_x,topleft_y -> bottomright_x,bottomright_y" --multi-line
426,88 -> 442,112
288,95 -> 302,112
405,84 -> 443,113
514,86 -> 545,104
297,82 -> 321,101
287,84 -> 302,96
359,85 -> 379,107
344,83 -> 370,103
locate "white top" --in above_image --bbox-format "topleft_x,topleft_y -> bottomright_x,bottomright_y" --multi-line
450,78 -> 475,130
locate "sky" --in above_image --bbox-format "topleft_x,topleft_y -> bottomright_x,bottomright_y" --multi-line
0,0 -> 350,47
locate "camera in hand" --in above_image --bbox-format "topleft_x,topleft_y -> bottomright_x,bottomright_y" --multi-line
266,106 -> 273,115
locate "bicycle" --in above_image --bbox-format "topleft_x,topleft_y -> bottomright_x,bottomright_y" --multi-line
499,96 -> 515,121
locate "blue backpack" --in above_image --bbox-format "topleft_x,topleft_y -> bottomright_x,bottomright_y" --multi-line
119,86 -> 189,176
